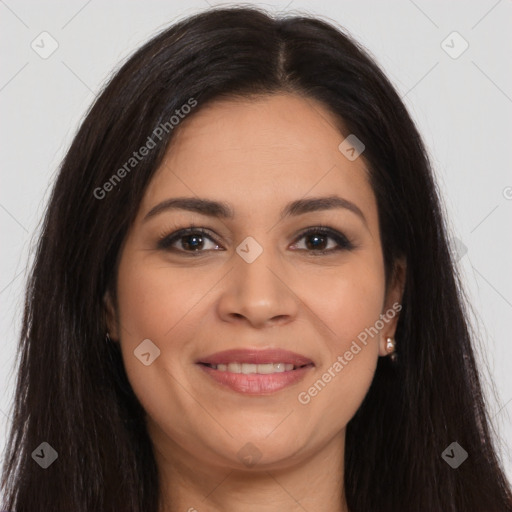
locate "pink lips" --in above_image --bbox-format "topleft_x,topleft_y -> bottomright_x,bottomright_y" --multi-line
198,348 -> 313,367
196,348 -> 314,395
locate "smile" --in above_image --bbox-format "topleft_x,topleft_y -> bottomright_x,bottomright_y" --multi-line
196,348 -> 315,394
197,364 -> 314,394
201,362 -> 313,374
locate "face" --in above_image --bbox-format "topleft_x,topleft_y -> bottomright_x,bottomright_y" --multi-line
106,93 -> 404,472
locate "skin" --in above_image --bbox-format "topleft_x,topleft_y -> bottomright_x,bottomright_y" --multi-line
106,93 -> 406,512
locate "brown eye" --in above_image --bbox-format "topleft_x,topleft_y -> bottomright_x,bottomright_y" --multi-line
158,228 -> 223,254
291,227 -> 354,255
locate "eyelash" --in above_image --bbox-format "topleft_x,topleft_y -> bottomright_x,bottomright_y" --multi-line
157,224 -> 355,256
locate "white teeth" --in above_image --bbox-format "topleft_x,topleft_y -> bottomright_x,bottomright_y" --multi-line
227,362 -> 242,373
232,362 -> 255,373
210,362 -> 295,374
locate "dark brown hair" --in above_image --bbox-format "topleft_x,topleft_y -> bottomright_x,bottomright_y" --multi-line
2,6 -> 511,511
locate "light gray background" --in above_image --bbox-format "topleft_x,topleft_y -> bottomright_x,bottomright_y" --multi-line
1,0 -> 511,484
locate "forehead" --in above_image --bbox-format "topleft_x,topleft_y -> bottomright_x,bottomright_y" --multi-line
141,94 -> 377,223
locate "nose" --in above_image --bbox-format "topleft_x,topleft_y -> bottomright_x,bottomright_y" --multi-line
216,246 -> 299,329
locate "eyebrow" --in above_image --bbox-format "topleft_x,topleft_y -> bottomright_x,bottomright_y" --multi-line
143,195 -> 367,226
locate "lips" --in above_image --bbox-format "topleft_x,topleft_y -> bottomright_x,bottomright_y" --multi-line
196,348 -> 315,395
197,348 -> 314,367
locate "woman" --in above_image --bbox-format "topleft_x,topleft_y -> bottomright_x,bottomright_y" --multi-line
1,6 -> 511,512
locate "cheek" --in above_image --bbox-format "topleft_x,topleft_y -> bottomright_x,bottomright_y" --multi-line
309,255 -> 386,352
294,255 -> 385,429
114,252 -> 213,432
115,251 -> 214,343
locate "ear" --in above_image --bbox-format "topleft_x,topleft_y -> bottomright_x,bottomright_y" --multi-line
378,256 -> 406,357
103,288 -> 119,341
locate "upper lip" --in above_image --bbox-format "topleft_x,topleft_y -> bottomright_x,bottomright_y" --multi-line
197,348 -> 314,367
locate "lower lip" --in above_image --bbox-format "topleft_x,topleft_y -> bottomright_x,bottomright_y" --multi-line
197,364 -> 314,395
